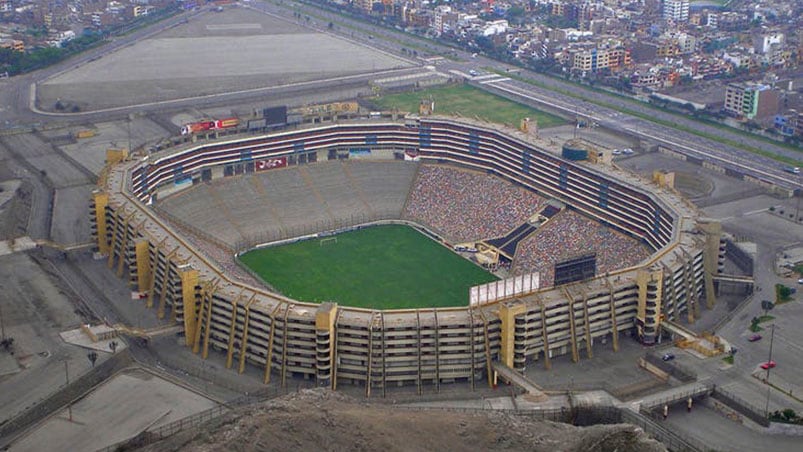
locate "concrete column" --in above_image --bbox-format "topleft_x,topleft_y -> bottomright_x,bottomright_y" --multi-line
498,303 -> 525,369
134,238 -> 151,294
91,191 -> 110,255
315,303 -> 338,389
178,267 -> 199,341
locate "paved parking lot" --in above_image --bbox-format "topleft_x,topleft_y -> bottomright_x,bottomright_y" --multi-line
524,336 -> 668,398
11,368 -> 217,452
0,252 -> 104,427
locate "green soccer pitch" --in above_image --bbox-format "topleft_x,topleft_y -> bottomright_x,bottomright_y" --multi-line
238,224 -> 498,309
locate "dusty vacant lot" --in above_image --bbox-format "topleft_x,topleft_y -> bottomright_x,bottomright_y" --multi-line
38,8 -> 413,111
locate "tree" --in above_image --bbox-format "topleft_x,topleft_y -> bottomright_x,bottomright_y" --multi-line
505,6 -> 526,25
761,299 -> 774,316
776,284 -> 793,303
474,35 -> 495,53
87,351 -> 98,367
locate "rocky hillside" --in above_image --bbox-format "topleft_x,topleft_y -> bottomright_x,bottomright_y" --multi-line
145,389 -> 666,452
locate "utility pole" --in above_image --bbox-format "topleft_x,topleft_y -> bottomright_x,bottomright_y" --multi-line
64,361 -> 73,422
127,113 -> 133,154
0,283 -> 5,341
764,323 -> 776,416
0,302 -> 5,341
795,174 -> 801,223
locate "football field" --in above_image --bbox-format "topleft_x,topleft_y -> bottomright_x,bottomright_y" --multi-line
238,224 -> 498,309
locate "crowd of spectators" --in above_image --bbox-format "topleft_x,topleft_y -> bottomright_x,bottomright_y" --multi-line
513,210 -> 651,286
403,165 -> 545,243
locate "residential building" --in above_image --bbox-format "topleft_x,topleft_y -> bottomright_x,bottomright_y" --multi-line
754,32 -> 784,54
706,12 -> 718,28
663,0 -> 689,23
572,47 -> 630,72
724,82 -> 780,121
774,110 -> 802,137
0,39 -> 24,52
354,0 -> 376,13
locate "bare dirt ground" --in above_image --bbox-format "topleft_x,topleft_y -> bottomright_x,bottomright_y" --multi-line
145,389 -> 666,452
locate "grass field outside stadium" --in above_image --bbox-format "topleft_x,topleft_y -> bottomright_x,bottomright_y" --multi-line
238,224 -> 498,309
372,84 -> 565,128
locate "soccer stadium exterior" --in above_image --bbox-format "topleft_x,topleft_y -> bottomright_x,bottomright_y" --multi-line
92,116 -> 723,394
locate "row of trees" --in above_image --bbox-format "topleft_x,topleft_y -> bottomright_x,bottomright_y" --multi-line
0,32 -> 102,76
0,4 -> 180,77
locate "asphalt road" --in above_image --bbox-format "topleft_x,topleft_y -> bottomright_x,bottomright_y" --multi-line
256,0 -> 802,190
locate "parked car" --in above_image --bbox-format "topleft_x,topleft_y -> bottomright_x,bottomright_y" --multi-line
622,148 -> 634,155
760,361 -> 776,370
748,334 -> 762,342
612,149 -> 622,155
662,353 -> 675,361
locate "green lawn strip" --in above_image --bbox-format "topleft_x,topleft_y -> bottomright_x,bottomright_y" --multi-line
691,0 -> 728,6
239,225 -> 497,309
374,84 -> 564,128
489,69 -> 802,166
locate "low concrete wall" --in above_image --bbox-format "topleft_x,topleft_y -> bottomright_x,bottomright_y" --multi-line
638,357 -> 670,382
711,386 -> 770,427
768,422 -> 803,436
644,353 -> 697,383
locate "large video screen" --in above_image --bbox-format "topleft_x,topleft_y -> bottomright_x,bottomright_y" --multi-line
263,106 -> 288,126
554,254 -> 597,286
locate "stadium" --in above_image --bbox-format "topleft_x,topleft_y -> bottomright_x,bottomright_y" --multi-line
92,115 -> 724,395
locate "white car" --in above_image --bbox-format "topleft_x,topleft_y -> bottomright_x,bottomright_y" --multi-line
622,148 -> 634,154
612,149 -> 622,155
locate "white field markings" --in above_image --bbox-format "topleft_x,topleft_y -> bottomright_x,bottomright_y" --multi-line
205,23 -> 263,31
479,76 -> 510,84
446,69 -> 508,83
717,208 -> 773,222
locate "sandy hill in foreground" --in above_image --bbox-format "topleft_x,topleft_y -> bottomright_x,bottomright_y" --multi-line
143,389 -> 666,452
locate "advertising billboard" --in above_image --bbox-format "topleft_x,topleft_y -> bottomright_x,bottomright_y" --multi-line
255,157 -> 287,171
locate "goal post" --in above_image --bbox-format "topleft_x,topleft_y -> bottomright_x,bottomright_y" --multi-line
320,237 -> 338,247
